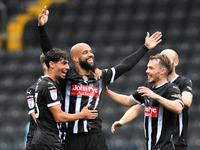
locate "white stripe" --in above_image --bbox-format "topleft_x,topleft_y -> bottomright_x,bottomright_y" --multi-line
156,104 -> 163,144
65,81 -> 71,128
94,80 -> 102,110
73,96 -> 81,134
83,120 -> 88,132
175,99 -> 184,109
110,67 -> 116,83
144,115 -> 147,150
47,101 -> 60,107
148,116 -> 152,150
170,74 -> 179,83
182,91 -> 193,97
179,112 -> 183,136
28,109 -> 35,115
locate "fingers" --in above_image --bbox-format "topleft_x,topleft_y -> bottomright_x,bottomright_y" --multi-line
111,124 -> 116,133
90,110 -> 98,113
46,10 -> 49,16
40,5 -> 47,16
151,32 -> 162,42
145,32 -> 150,39
85,104 -> 91,109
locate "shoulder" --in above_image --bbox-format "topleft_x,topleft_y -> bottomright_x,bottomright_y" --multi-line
38,76 -> 57,90
165,82 -> 180,93
177,75 -> 192,84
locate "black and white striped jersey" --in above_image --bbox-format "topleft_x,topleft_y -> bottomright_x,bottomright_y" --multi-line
171,75 -> 193,147
131,82 -> 183,150
60,67 -> 124,134
25,83 -> 37,142
32,76 -> 63,145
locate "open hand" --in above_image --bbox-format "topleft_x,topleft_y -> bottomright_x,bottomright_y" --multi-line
81,104 -> 98,119
144,32 -> 162,50
38,5 -> 49,26
111,120 -> 124,133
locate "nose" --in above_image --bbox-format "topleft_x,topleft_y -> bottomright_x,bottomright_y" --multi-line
90,52 -> 94,57
65,64 -> 70,70
146,68 -> 149,74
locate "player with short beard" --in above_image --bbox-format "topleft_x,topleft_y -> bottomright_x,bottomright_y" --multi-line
104,54 -> 184,150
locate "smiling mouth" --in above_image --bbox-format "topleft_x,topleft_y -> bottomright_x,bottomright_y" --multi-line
87,58 -> 94,64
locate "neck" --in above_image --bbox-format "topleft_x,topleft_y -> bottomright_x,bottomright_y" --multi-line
46,72 -> 58,83
75,64 -> 91,75
154,78 -> 168,87
167,70 -> 177,82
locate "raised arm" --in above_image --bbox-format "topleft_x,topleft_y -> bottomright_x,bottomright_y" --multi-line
111,104 -> 143,133
114,32 -> 162,79
38,6 -> 52,54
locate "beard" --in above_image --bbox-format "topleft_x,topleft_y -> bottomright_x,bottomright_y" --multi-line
148,72 -> 160,84
79,58 -> 97,72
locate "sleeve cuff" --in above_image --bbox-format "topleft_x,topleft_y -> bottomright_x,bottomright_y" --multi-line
28,109 -> 35,115
175,99 -> 184,109
130,95 -> 142,105
38,25 -> 47,36
142,45 -> 149,51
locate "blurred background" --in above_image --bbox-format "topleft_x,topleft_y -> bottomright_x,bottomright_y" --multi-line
0,0 -> 200,150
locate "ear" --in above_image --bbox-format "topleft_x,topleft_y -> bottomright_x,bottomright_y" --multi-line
72,56 -> 79,63
49,61 -> 55,69
160,67 -> 166,75
43,63 -> 48,71
174,59 -> 179,67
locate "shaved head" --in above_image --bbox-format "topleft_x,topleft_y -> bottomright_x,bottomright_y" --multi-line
70,43 -> 96,72
70,43 -> 91,57
160,49 -> 178,63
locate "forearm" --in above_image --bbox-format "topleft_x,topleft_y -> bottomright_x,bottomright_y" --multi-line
38,26 -> 53,54
55,111 -> 85,123
156,95 -> 182,114
119,104 -> 143,125
114,45 -> 149,78
31,112 -> 37,124
104,89 -> 135,107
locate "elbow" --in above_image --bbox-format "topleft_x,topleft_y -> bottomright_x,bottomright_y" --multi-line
54,115 -> 64,123
54,118 -> 62,123
175,106 -> 183,114
176,109 -> 182,114
184,102 -> 192,108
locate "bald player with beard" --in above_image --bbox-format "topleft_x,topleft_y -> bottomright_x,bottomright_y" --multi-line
37,6 -> 162,150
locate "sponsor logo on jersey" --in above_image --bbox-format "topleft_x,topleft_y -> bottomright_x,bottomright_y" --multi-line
144,106 -> 158,118
187,86 -> 192,91
27,91 -> 31,95
27,98 -> 34,109
173,86 -> 179,90
171,94 -> 180,99
71,84 -> 99,97
50,89 -> 57,100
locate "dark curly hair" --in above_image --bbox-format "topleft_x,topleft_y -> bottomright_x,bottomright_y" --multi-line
44,48 -> 69,68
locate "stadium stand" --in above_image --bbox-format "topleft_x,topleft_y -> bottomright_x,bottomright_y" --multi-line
0,0 -> 200,150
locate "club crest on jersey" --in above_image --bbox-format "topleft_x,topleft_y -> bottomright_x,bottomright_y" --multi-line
83,75 -> 88,84
50,89 -> 57,100
27,98 -> 34,109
